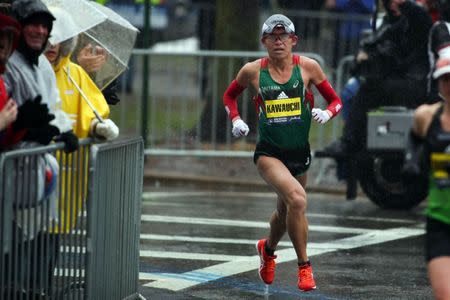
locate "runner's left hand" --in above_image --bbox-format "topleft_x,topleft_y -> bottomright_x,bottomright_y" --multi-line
312,108 -> 331,124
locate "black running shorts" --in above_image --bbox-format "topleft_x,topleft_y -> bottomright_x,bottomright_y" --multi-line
425,216 -> 450,262
253,141 -> 311,177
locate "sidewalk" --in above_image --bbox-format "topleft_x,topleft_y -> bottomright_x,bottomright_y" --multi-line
144,155 -> 350,195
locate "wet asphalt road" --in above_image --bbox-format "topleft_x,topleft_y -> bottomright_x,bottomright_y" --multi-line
138,187 -> 432,300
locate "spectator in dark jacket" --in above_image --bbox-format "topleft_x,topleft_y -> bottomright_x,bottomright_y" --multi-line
326,0 -> 433,154
325,0 -> 375,67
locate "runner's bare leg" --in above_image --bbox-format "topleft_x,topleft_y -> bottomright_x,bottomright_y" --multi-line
257,156 -> 309,262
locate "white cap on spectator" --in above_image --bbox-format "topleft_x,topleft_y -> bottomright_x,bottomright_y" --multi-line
433,54 -> 450,79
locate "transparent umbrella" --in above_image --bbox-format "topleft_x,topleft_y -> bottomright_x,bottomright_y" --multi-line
44,3 -> 106,122
42,0 -> 107,45
78,1 -> 139,90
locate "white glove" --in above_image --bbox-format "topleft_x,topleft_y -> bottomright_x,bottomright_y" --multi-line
232,118 -> 249,137
94,119 -> 119,140
312,108 -> 331,124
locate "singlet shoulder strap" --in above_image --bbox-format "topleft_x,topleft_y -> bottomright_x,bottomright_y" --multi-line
261,55 -> 300,68
260,57 -> 269,69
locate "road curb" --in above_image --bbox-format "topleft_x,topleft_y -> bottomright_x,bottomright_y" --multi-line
144,170 -> 353,196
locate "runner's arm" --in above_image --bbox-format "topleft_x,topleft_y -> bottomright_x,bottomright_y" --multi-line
305,58 -> 342,118
402,103 -> 435,178
223,80 -> 245,121
223,61 -> 257,121
315,79 -> 342,118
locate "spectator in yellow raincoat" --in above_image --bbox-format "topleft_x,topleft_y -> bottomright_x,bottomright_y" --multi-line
44,34 -> 119,233
45,37 -> 118,139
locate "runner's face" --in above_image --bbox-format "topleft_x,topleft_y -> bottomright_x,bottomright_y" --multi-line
262,28 -> 297,59
439,74 -> 450,100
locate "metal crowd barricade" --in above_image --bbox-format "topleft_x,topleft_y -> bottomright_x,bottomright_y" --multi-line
86,137 -> 144,300
0,137 -> 143,300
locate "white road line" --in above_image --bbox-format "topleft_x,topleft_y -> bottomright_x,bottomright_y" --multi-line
142,226 -> 424,291
140,250 -> 249,261
141,214 -> 373,234
140,234 -> 293,247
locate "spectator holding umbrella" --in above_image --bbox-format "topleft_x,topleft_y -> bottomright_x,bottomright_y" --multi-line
44,6 -> 119,140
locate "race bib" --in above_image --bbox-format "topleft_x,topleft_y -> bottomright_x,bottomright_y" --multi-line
431,152 -> 450,188
265,97 -> 301,119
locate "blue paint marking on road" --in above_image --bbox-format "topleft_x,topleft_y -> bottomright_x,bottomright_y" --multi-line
140,264 -> 222,282
157,273 -> 211,283
210,276 -> 346,300
142,271 -> 223,283
185,271 -> 223,281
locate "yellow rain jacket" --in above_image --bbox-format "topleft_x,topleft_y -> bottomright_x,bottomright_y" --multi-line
52,55 -> 110,233
53,55 -> 110,137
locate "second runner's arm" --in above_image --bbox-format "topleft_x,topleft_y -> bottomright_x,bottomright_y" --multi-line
223,62 -> 255,137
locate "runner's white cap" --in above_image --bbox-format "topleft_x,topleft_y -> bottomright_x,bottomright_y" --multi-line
433,53 -> 450,79
261,14 -> 295,35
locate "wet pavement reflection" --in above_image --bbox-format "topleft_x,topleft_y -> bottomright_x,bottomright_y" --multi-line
138,187 -> 432,299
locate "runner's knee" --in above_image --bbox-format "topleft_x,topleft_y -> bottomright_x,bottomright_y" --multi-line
284,188 -> 307,213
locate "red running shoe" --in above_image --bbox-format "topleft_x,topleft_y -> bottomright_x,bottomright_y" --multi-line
256,239 -> 277,284
298,262 -> 317,291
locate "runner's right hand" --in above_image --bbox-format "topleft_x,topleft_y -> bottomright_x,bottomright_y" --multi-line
232,118 -> 249,137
